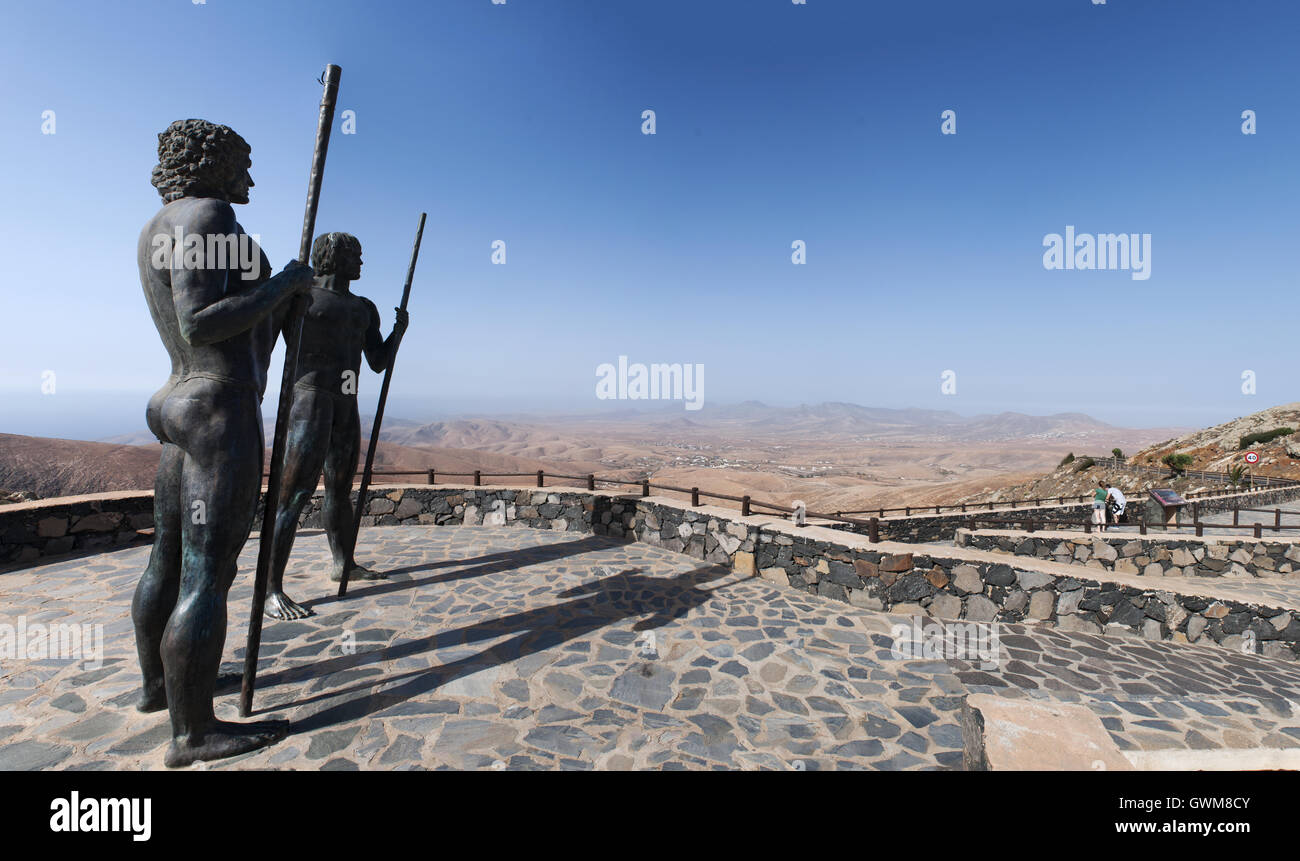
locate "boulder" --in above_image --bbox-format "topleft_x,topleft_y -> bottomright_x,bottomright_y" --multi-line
962,695 -> 1131,771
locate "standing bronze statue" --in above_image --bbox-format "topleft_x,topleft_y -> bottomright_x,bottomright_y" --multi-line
132,119 -> 310,766
262,232 -> 409,620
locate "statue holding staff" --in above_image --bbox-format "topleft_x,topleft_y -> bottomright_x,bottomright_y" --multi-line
262,231 -> 409,620
132,118 -> 310,766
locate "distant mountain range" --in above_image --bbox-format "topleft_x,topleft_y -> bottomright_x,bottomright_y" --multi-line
365,402 -> 1132,449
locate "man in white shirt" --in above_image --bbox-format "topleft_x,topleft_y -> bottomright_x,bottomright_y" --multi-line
1106,484 -> 1127,523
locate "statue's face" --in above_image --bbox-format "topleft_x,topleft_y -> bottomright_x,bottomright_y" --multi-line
341,244 -> 362,280
226,164 -> 253,205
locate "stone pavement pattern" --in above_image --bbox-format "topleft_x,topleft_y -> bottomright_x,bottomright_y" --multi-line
1,526 -> 1298,770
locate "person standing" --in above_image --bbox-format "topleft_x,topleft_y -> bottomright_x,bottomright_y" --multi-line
1106,483 -> 1127,525
1093,481 -> 1108,532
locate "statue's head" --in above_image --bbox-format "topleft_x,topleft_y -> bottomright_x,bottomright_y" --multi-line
311,232 -> 363,282
151,119 -> 253,204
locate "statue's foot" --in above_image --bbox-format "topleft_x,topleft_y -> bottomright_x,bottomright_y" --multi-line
136,682 -> 167,714
329,563 -> 388,582
164,719 -> 289,768
265,590 -> 314,620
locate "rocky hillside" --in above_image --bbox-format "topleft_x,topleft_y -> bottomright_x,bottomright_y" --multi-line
1128,402 -> 1300,479
0,434 -> 162,499
958,402 -> 1300,504
957,458 -> 1220,506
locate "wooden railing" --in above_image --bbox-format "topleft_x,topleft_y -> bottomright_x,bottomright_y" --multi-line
257,465 -> 1300,545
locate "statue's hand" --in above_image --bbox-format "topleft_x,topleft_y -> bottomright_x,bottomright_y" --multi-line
282,260 -> 315,295
394,307 -> 409,337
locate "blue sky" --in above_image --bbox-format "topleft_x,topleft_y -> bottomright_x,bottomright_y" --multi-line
1,0 -> 1296,438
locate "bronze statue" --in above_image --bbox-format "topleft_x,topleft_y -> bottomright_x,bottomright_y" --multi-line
262,232 -> 408,620
132,119 -> 311,766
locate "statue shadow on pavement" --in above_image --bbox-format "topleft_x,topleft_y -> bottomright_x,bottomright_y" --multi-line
250,560 -> 741,735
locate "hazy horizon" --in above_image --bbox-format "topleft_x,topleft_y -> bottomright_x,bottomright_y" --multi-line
0,386 -> 1221,444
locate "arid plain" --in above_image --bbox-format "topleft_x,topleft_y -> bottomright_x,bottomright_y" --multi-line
2,402 -> 1183,513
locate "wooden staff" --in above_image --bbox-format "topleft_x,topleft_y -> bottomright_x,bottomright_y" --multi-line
241,64 -> 342,717
338,211 -> 426,598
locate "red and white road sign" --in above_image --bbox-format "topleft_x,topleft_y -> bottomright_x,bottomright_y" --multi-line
1245,451 -> 1260,464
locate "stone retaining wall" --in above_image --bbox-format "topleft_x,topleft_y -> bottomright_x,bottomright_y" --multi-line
714,518 -> 1299,662
273,485 -> 632,537
0,492 -> 154,568
957,529 -> 1300,580
868,502 -> 1102,543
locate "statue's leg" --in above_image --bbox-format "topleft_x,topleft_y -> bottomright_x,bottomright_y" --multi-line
325,401 -> 384,581
131,442 -> 184,713
161,390 -> 286,767
264,390 -> 331,619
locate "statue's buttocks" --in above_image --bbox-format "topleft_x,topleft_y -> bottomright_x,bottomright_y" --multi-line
137,196 -> 274,445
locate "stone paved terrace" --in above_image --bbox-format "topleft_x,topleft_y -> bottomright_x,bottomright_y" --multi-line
2,525 -> 1300,770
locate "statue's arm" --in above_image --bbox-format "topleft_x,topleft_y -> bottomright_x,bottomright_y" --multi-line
362,298 -> 407,372
172,202 -> 310,346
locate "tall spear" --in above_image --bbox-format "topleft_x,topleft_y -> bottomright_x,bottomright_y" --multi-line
240,64 -> 342,717
338,211 -> 426,598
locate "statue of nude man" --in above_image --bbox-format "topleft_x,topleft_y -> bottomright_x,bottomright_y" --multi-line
132,119 -> 313,767
262,232 -> 408,620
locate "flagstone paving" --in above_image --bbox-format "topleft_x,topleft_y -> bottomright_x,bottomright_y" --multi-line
1,525 -> 1298,770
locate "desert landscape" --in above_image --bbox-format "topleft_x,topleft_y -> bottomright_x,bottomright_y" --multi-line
1,401 -> 1188,512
